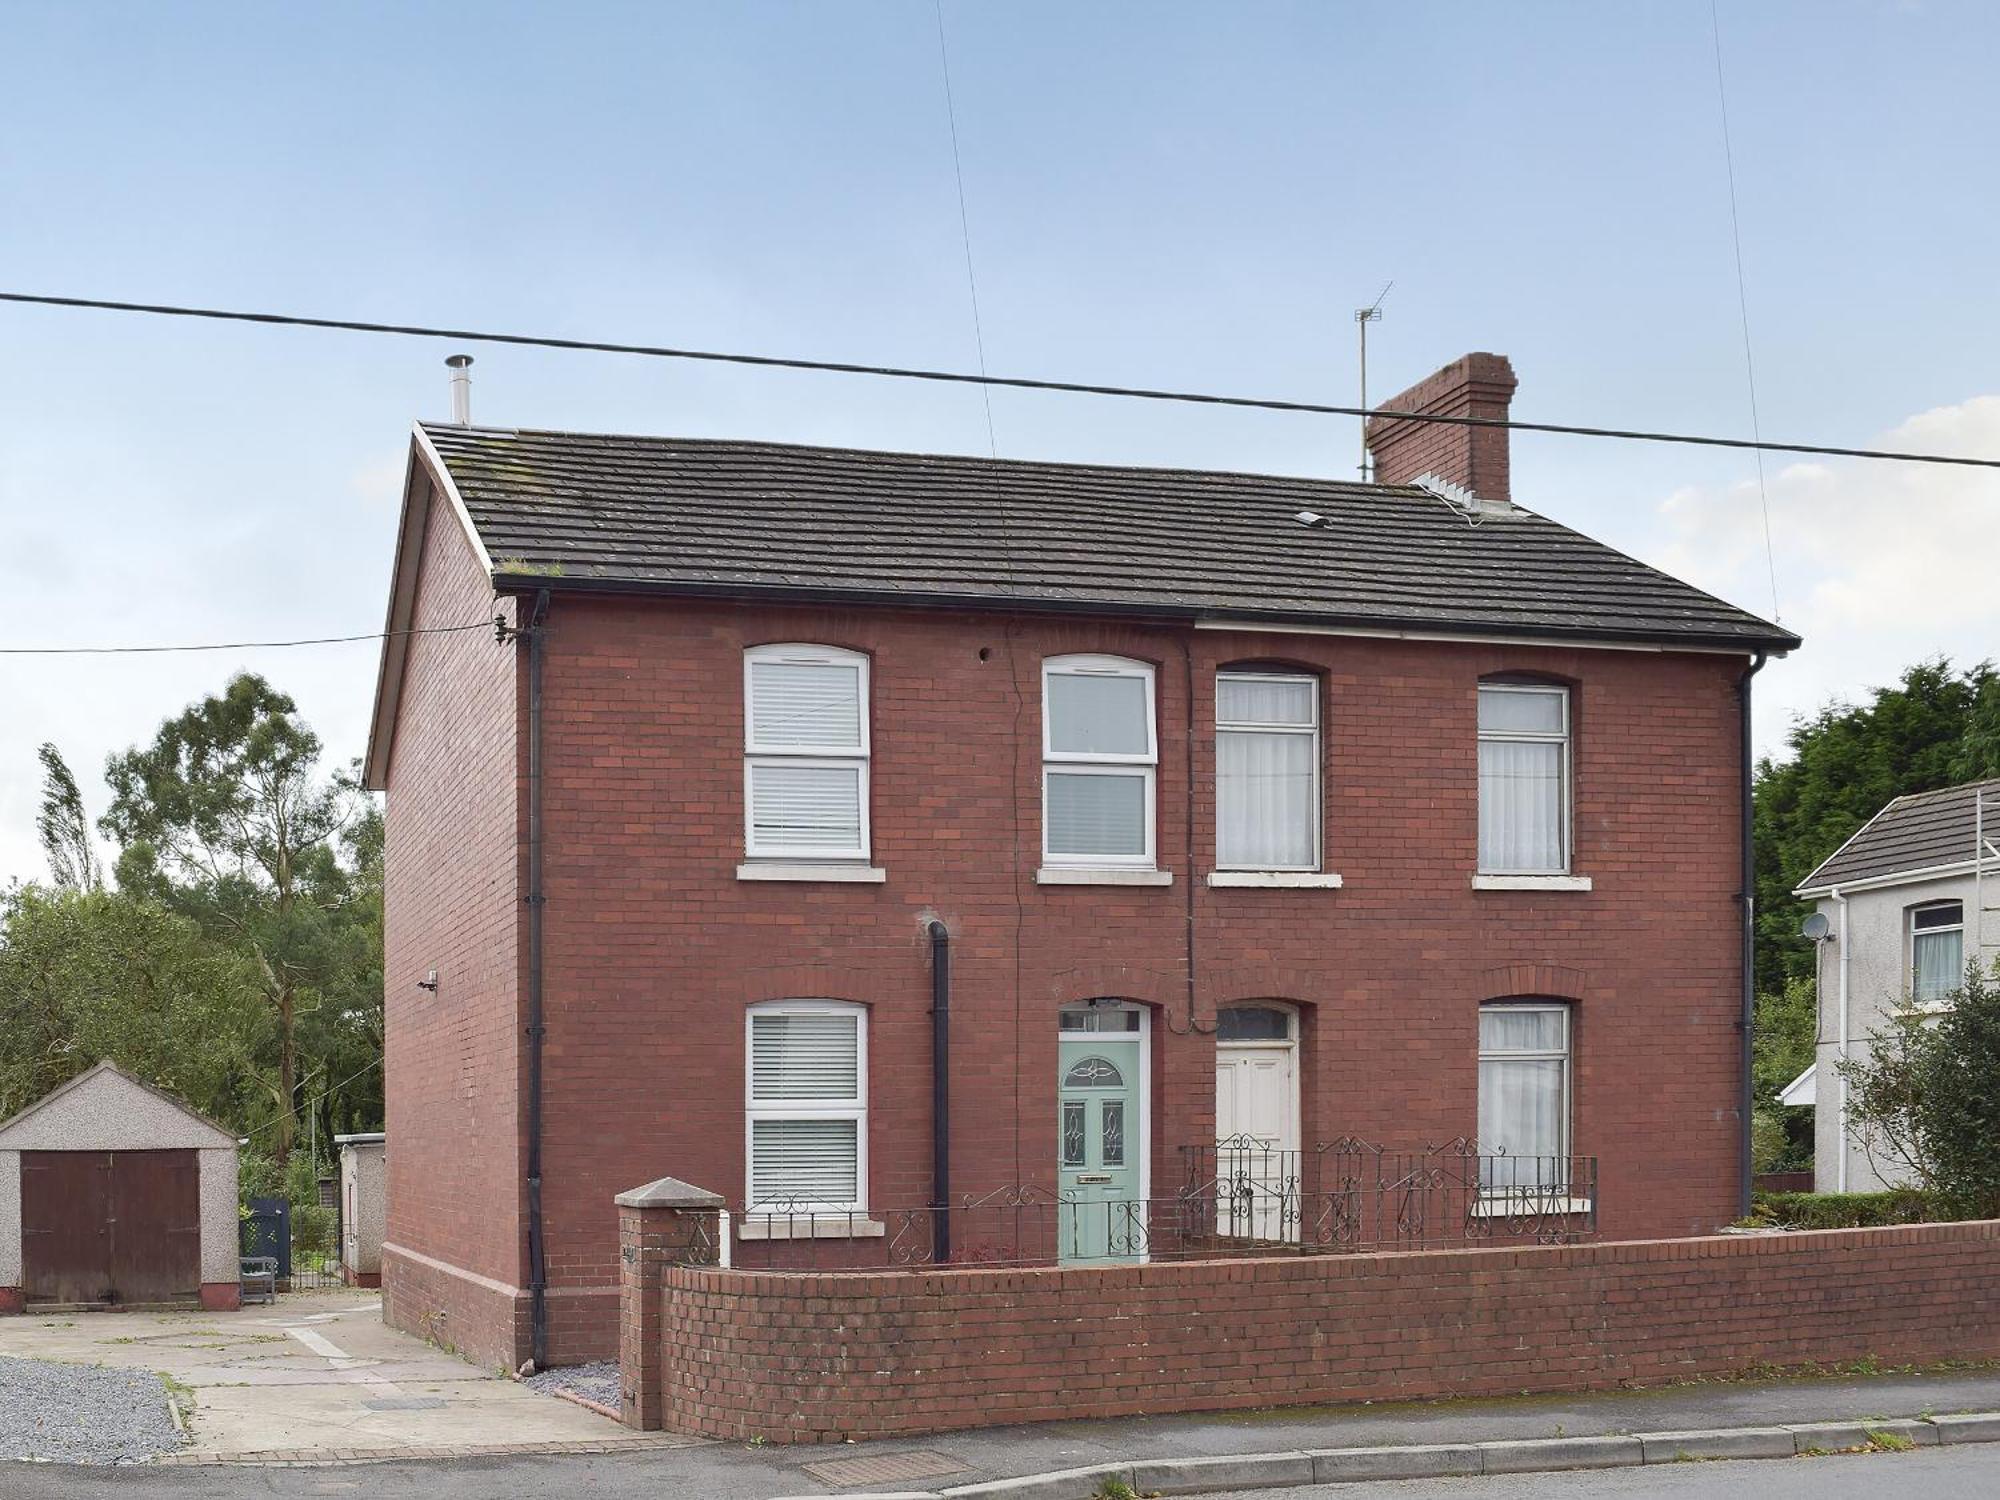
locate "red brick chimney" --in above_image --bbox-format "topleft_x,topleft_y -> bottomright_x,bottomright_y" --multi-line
1363,352 -> 1518,507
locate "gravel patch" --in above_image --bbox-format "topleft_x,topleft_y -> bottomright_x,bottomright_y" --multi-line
523,1360 -> 620,1411
0,1355 -> 185,1465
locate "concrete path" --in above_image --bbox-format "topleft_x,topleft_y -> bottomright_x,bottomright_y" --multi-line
0,1290 -> 695,1463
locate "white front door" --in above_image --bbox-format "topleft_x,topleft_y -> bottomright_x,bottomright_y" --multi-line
1215,1005 -> 1300,1241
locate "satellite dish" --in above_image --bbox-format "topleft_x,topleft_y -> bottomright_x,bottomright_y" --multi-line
1801,912 -> 1832,942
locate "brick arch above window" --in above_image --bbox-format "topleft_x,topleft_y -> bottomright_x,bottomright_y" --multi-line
1476,963 -> 1588,1003
1044,959 -> 1178,1009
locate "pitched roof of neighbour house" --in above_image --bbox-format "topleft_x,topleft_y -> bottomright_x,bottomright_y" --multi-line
364,421 -> 1796,787
1795,778 -> 2000,895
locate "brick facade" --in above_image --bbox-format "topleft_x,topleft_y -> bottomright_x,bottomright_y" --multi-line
648,1219 -> 2000,1442
379,490 -> 528,1373
383,511 -> 1753,1369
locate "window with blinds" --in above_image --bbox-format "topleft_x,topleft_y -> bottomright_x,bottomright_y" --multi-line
744,645 -> 869,860
1216,672 -> 1319,871
1477,683 -> 1570,874
745,1002 -> 866,1211
1042,656 -> 1157,867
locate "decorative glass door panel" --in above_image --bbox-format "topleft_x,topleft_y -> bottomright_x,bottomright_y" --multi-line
1057,1020 -> 1144,1263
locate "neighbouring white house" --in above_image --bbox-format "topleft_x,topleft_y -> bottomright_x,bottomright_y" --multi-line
1791,778 -> 2000,1193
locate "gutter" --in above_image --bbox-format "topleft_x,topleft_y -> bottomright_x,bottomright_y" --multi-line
928,921 -> 951,1264
1831,887 -> 1851,1194
521,587 -> 552,1370
485,574 -> 1800,658
1738,650 -> 1767,1218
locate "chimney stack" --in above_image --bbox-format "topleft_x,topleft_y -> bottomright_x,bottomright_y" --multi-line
1364,352 -> 1517,508
446,354 -> 474,425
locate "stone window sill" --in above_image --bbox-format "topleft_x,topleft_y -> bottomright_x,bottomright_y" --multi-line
1471,874 -> 1593,892
1207,871 -> 1344,889
735,1216 -> 886,1241
1035,868 -> 1175,887
736,863 -> 887,883
1470,1194 -> 1594,1218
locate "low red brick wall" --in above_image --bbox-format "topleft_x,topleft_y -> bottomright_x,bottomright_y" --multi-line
654,1221 -> 2000,1442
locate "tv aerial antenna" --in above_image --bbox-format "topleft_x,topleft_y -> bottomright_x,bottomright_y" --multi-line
1355,281 -> 1393,481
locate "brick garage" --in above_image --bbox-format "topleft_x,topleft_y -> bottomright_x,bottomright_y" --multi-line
626,1218 -> 2000,1442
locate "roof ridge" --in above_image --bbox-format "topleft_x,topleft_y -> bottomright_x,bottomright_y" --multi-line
416,420 -> 1438,500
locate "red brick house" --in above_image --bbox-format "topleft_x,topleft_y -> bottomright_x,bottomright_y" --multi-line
362,353 -> 1797,1371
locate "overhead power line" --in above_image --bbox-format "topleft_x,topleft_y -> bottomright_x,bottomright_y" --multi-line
3,290 -> 1996,471
0,618 -> 498,657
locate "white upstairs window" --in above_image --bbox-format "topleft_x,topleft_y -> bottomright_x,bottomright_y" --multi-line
1477,683 -> 1570,874
1910,901 -> 1964,1006
1042,656 -> 1157,867
744,1000 -> 867,1211
744,645 -> 869,861
1216,672 -> 1319,871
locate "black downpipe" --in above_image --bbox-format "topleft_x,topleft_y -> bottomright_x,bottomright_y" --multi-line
524,588 -> 551,1371
1737,649 -> 1768,1220
928,920 -> 951,1264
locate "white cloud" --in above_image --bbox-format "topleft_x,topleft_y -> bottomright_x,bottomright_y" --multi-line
1654,395 -> 2000,758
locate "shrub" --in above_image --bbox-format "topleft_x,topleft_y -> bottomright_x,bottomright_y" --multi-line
1839,963 -> 2000,1217
1749,1189 -> 1938,1230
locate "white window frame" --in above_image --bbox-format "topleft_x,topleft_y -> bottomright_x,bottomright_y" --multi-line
1215,670 -> 1321,873
1477,1001 -> 1572,1161
1041,655 -> 1158,869
743,644 -> 870,863
743,998 -> 868,1214
1909,900 -> 1965,1008
1476,682 -> 1572,876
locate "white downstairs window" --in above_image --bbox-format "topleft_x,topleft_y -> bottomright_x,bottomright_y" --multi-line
743,645 -> 869,862
1042,655 -> 1157,868
1477,1002 -> 1571,1191
744,1000 -> 867,1212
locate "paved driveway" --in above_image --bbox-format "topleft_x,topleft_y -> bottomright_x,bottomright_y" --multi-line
0,1290 -> 696,1464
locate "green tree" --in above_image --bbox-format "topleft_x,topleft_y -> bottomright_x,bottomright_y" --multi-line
100,674 -> 371,1160
0,885 -> 264,1123
35,743 -> 100,892
1752,975 -> 1818,1172
1837,964 -> 2000,1216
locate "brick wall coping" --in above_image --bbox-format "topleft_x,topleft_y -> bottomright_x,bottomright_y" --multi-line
616,1177 -> 726,1209
663,1218 -> 2000,1293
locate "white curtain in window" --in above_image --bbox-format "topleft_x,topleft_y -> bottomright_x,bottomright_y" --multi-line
748,763 -> 862,851
749,660 -> 861,748
749,1119 -> 859,1205
1913,930 -> 1963,1003
1217,729 -> 1314,868
1217,677 -> 1314,726
1047,674 -> 1149,755
1046,772 -> 1146,856
1478,739 -> 1563,872
1479,1058 -> 1564,1184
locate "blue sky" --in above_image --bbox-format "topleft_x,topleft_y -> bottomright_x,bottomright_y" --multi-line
2,1 -> 1997,882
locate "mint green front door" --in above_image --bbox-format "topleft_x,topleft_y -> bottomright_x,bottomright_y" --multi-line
1057,1015 -> 1144,1263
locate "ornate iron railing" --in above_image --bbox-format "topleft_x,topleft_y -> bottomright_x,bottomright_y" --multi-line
720,1139 -> 1595,1272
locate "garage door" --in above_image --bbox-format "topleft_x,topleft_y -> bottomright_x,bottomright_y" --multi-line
20,1150 -> 201,1306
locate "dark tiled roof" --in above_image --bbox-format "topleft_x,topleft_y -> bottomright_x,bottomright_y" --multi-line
1797,778 -> 2000,891
419,424 -> 1798,650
